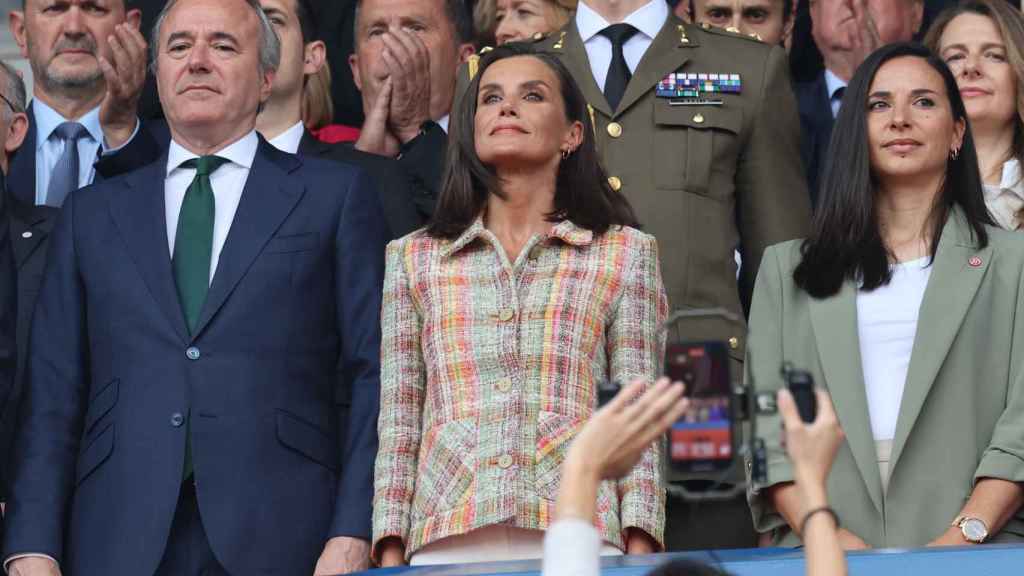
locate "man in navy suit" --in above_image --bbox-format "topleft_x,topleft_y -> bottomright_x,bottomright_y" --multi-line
2,0 -> 386,574
796,0 -> 923,206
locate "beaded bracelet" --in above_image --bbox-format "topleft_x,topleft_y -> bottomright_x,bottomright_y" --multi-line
800,506 -> 840,536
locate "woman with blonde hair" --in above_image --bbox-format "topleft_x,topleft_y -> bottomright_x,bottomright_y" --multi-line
926,0 -> 1024,230
475,0 -> 578,45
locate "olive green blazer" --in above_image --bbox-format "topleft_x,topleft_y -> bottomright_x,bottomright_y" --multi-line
459,18 -> 812,363
746,211 -> 1024,547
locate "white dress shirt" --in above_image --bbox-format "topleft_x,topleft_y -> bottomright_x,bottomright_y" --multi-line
31,98 -> 138,205
576,0 -> 668,92
165,131 -> 258,281
856,257 -> 932,441
266,120 -> 306,154
541,519 -> 601,576
983,159 -> 1024,231
824,69 -> 848,119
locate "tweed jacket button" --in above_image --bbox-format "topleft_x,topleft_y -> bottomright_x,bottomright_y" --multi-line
608,176 -> 622,191
496,378 -> 512,392
607,122 -> 622,138
498,308 -> 515,322
498,454 -> 514,469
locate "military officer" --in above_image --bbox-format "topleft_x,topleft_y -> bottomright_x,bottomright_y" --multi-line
530,0 -> 811,551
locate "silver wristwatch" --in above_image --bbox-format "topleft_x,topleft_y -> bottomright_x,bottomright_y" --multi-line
952,516 -> 989,543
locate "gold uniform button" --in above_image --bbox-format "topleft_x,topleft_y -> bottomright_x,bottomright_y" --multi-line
608,176 -> 622,191
498,454 -> 514,469
533,32 -> 545,41
729,336 -> 740,350
725,26 -> 740,34
693,113 -> 705,124
498,308 -> 515,322
496,377 -> 513,392
607,122 -> 623,138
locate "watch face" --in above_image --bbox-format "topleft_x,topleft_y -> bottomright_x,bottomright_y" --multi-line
963,518 -> 988,542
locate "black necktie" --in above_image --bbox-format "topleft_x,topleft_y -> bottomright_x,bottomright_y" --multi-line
599,23 -> 639,111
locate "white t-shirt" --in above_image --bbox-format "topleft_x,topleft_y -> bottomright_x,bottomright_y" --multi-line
856,257 -> 932,441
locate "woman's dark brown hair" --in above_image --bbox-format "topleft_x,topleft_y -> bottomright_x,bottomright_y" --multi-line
426,42 -> 638,239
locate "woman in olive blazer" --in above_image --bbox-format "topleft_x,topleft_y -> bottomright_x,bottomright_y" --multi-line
746,44 -> 1024,549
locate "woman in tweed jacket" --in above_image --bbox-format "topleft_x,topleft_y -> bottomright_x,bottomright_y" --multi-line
373,44 -> 670,566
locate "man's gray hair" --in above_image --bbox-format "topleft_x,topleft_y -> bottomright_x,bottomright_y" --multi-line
0,60 -> 27,116
149,0 -> 280,74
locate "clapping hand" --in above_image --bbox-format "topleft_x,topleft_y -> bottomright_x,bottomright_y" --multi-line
98,23 -> 147,150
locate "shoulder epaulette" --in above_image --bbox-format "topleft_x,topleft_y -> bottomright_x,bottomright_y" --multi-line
697,21 -> 764,43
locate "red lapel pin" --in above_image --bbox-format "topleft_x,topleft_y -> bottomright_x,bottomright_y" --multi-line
969,256 -> 983,267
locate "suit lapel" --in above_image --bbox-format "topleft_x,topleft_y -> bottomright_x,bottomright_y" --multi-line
809,281 -> 884,513
889,213 -> 991,472
560,22 -> 614,118
8,200 -> 57,269
615,17 -> 694,117
108,155 -> 190,342
190,140 -> 305,338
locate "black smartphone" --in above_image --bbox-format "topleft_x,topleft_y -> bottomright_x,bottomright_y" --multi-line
665,341 -> 735,473
785,368 -> 817,423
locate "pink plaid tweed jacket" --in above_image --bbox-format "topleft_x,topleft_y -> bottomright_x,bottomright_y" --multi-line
372,218 -> 669,559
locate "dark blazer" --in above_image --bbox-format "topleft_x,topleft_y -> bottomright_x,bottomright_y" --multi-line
0,171 -> 14,512
794,71 -> 834,208
395,122 -> 446,222
0,104 -> 162,498
2,139 -> 386,575
298,130 -> 424,239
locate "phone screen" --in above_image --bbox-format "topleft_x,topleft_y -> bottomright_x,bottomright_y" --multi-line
665,342 -> 733,472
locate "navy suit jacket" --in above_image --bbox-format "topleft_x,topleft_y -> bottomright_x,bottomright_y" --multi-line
2,138 -> 385,575
794,72 -> 834,209
1,104 -> 162,499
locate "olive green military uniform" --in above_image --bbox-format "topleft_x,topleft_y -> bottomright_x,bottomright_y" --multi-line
532,17 -> 811,365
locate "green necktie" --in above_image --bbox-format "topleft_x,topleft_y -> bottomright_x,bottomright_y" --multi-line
172,155 -> 227,481
173,155 -> 228,334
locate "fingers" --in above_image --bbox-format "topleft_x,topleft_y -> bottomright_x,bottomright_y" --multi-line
621,378 -> 687,449
776,387 -> 799,431
372,77 -> 393,118
603,378 -> 647,415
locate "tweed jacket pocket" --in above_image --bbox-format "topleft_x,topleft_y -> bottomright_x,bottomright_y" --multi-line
412,419 -> 476,518
535,411 -> 584,500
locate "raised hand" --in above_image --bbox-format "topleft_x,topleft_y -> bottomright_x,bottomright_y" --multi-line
380,29 -> 432,144
98,23 -> 147,150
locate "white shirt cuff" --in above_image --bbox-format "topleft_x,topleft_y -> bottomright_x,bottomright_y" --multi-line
101,118 -> 141,155
5,553 -> 59,574
542,518 -> 601,576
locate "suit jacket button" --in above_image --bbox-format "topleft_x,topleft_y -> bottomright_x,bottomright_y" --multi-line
21,231 -> 32,239
170,412 -> 185,427
186,346 -> 201,360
